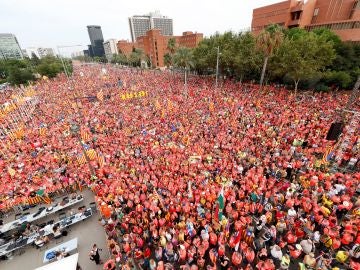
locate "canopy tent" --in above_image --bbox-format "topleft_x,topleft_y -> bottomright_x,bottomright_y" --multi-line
34,253 -> 79,270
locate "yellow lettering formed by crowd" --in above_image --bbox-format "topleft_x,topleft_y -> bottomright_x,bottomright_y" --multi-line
121,91 -> 148,101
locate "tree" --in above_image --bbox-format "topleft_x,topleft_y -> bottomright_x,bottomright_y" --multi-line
36,56 -> 63,78
30,52 -> 40,65
256,24 -> 284,90
233,32 -> 262,82
275,32 -> 335,93
111,53 -> 128,65
173,47 -> 194,86
166,38 -> 177,68
128,48 -> 145,67
164,53 -> 172,67
7,66 -> 34,85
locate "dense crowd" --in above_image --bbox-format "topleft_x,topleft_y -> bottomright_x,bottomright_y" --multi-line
0,65 -> 359,269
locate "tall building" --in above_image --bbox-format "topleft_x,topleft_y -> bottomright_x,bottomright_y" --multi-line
26,47 -> 54,58
252,0 -> 360,42
103,39 -> 118,61
87,25 -> 105,57
37,47 -> 54,58
128,11 -> 173,42
0,33 -> 23,60
117,29 -> 203,67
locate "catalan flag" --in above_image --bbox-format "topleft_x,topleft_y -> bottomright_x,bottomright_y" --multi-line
97,90 -> 104,102
97,152 -> 105,168
77,154 -> 86,165
209,102 -> 214,112
27,196 -> 42,205
14,126 -> 25,140
41,196 -> 52,204
81,129 -> 91,142
8,167 -> 16,177
167,99 -> 173,112
86,149 -> 97,160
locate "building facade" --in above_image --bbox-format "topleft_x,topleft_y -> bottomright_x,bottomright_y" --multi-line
26,47 -> 55,58
87,25 -> 105,57
0,33 -> 23,60
252,0 -> 360,42
103,39 -> 118,61
117,29 -> 203,67
37,47 -> 54,58
128,11 -> 173,42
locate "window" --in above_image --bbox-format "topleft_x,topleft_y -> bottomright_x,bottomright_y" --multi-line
313,8 -> 319,16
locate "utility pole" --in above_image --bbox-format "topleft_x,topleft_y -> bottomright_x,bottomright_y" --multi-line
215,46 -> 220,88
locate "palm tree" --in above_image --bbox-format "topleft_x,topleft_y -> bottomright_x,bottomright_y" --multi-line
256,24 -> 284,90
167,38 -> 176,63
164,53 -> 172,67
173,47 -> 194,87
167,38 -> 177,74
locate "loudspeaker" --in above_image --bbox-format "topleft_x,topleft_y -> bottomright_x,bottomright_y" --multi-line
326,122 -> 343,141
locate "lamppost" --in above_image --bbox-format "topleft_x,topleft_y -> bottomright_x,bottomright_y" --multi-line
70,123 -> 96,177
215,46 -> 221,89
57,45 -> 83,80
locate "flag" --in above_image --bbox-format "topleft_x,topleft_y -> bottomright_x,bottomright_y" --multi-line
322,145 -> 335,164
82,143 -> 90,151
97,90 -> 104,102
81,129 -> 90,142
41,196 -> 52,204
167,99 -> 173,112
86,149 -> 97,160
217,186 -> 225,220
27,195 -> 42,205
77,154 -> 86,165
14,127 -> 24,139
154,100 -> 161,110
39,127 -> 47,136
209,102 -> 214,112
97,152 -> 105,168
8,167 -> 16,177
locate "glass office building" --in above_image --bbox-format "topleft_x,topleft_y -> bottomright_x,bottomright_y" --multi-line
0,33 -> 23,60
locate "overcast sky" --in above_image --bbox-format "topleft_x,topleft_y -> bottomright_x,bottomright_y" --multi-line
0,0 -> 280,54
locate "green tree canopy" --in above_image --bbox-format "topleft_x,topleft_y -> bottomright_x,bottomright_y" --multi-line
275,31 -> 336,93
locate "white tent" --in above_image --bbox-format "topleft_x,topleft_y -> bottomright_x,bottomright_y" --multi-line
34,253 -> 79,270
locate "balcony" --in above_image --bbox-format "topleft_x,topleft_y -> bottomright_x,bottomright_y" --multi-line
288,19 -> 301,27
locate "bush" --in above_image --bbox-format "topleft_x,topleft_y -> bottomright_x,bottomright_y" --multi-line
314,83 -> 330,92
322,71 -> 352,89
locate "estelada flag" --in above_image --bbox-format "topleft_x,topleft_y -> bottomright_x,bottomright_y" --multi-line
97,90 -> 104,102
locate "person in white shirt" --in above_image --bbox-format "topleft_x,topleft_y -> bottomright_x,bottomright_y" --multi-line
287,207 -> 297,218
270,244 -> 283,260
300,239 -> 314,255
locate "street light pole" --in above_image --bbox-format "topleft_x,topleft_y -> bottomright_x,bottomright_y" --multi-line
215,46 -> 220,89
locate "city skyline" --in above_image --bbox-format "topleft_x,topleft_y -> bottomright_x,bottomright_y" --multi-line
0,0 -> 280,55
